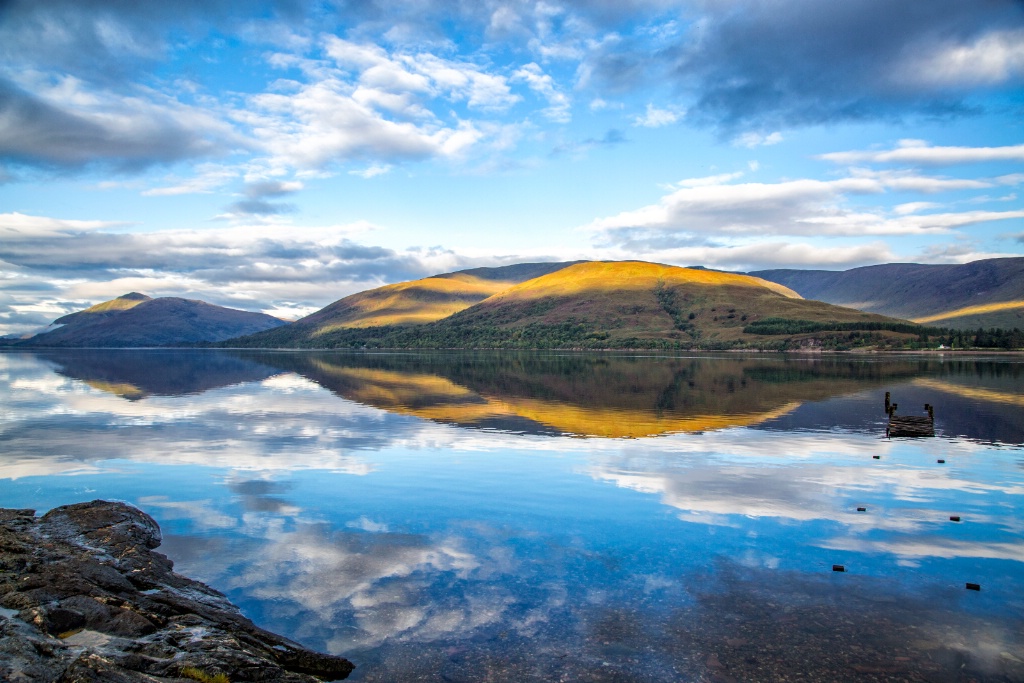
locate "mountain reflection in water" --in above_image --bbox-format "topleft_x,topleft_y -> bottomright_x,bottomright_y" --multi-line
2,349 -> 1022,682
32,348 -> 1024,441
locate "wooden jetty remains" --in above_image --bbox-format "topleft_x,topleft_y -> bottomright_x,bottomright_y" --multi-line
885,392 -> 935,438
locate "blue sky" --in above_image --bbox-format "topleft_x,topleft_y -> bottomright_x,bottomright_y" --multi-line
1,0 -> 1023,333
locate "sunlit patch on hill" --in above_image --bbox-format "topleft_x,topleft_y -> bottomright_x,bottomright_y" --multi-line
912,300 -> 1024,326
77,292 -> 151,314
287,263 -> 580,339
489,261 -> 801,301
310,274 -> 518,334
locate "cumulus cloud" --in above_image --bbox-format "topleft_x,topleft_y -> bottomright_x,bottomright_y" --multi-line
0,211 -> 513,335
349,163 -> 393,178
6,0 -> 1018,180
733,131 -> 783,149
141,164 -> 240,197
610,241 -> 898,272
234,36 -> 545,171
513,63 -> 571,122
217,179 -> 306,217
660,0 -> 1024,132
0,76 -> 242,171
0,0 -> 306,83
584,169 -> 1024,256
633,103 -> 682,128
224,199 -> 297,217
244,179 -> 304,197
891,28 -> 1024,89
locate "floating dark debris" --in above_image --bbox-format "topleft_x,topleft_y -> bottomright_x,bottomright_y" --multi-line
872,455 -> 881,459
832,564 -> 846,572
937,459 -> 945,463
950,516 -> 961,522
856,507 -> 866,512
966,583 -> 981,591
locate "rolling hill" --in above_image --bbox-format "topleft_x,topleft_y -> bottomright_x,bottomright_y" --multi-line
19,293 -> 287,347
751,257 -> 1024,329
241,261 -> 578,347
231,260 -> 917,350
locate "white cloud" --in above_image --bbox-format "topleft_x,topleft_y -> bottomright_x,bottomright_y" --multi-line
238,37 -> 546,171
349,163 -> 393,179
819,141 -> 1024,166
893,29 -> 1024,88
0,211 -> 128,236
513,63 -> 571,122
410,52 -> 520,111
672,171 -> 745,188
584,177 -> 888,238
612,241 -> 897,271
847,168 -> 992,193
0,211 -> 506,336
893,202 -> 940,215
142,164 -> 239,196
1,72 -> 246,170
242,81 -> 458,169
583,170 -> 1024,246
632,103 -> 681,128
733,131 -> 783,148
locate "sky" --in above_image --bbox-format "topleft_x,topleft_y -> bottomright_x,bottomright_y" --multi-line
1,0 -> 1023,333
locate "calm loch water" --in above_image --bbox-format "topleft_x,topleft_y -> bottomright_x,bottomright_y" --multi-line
2,350 -> 1023,682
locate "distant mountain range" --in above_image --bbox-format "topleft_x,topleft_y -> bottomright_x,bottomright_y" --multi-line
6,257 -> 1020,350
232,260 -> 911,350
10,293 -> 286,347
751,257 -> 1024,329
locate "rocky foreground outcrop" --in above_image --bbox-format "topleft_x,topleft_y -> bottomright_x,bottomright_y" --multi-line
0,501 -> 354,682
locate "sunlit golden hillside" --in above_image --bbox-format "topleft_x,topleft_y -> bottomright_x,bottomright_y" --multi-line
229,260 -> 918,349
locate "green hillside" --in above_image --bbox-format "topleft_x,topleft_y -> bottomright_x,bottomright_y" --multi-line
242,261 -> 577,347
230,260 -> 920,350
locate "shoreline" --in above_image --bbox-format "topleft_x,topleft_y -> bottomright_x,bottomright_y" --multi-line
3,345 -> 1024,356
0,501 -> 354,682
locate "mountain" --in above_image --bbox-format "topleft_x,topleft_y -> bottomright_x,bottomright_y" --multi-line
242,261 -> 578,347
231,260 -> 915,350
20,293 -> 287,347
751,257 -> 1024,329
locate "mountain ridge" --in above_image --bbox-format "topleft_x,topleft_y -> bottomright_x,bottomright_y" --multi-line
16,294 -> 287,347
751,257 -> 1024,329
232,260 -> 917,350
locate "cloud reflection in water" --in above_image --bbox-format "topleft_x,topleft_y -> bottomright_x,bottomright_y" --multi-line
1,350 -> 1023,680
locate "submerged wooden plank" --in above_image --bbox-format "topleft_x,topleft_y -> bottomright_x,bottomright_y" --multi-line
888,415 -> 935,437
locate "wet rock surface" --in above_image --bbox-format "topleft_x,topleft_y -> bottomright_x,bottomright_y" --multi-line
0,501 -> 354,682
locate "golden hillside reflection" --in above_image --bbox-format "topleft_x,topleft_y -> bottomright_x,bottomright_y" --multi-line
82,379 -> 148,400
18,349 -> 1023,441
304,361 -> 803,437
270,353 -> 921,438
912,377 -> 1024,407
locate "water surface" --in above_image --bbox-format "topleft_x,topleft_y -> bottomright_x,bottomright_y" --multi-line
2,350 -> 1022,681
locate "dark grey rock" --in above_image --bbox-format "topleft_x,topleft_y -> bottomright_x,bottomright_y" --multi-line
0,500 -> 354,682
